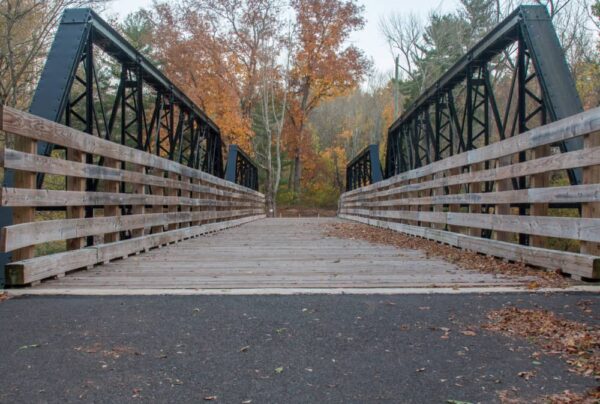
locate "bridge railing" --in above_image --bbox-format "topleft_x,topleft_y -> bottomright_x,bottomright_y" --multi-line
340,107 -> 600,280
0,106 -> 266,286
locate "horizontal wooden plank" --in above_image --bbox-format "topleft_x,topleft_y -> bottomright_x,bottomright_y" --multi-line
339,214 -> 599,279
342,184 -> 600,207
1,106 -> 264,198
5,249 -> 98,286
0,148 -> 265,203
1,209 -> 264,252
0,188 -> 264,208
24,217 -> 532,290
5,215 -> 266,285
343,146 -> 600,203
343,106 -> 600,197
340,208 -> 600,243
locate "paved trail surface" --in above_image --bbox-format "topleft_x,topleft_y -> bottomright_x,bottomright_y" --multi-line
0,293 -> 597,403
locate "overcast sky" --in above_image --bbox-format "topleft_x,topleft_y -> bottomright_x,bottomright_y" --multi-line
104,0 -> 459,76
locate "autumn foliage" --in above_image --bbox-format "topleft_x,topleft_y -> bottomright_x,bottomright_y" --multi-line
286,0 -> 370,194
146,3 -> 253,151
130,0 -> 369,211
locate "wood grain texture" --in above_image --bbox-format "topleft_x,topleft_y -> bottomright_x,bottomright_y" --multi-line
340,214 -> 599,279
31,218 -> 532,290
10,133 -> 36,262
1,209 -> 263,252
342,146 -> 600,203
6,215 -> 265,285
340,208 -> 600,244
0,148 -> 264,202
581,131 -> 600,257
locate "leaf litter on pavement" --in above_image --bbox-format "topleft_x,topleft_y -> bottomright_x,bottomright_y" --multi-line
484,306 -> 599,403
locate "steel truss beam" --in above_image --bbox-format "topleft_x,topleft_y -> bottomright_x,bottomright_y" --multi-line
29,8 -> 224,180
384,5 -> 582,183
346,145 -> 383,191
225,146 -> 259,191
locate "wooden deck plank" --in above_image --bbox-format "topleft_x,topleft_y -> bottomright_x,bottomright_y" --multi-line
33,218 -> 531,290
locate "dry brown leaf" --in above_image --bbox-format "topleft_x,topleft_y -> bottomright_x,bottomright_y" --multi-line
484,307 -> 599,379
326,223 -> 569,287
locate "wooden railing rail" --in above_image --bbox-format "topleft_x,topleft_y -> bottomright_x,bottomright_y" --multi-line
0,106 -> 266,285
339,107 -> 600,280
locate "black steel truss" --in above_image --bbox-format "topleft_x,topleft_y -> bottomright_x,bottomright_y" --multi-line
346,6 -> 582,193
384,5 -> 582,183
346,145 -> 383,191
225,145 -> 259,191
30,8 -> 224,180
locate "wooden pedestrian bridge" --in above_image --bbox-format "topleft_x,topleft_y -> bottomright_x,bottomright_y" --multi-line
1,6 -> 599,292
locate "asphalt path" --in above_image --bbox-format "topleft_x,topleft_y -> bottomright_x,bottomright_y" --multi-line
0,293 -> 597,403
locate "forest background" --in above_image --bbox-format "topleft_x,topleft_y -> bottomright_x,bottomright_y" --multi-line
1,0 -> 599,215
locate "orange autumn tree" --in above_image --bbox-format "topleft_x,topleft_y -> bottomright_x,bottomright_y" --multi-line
143,1 -> 281,151
287,0 -> 370,195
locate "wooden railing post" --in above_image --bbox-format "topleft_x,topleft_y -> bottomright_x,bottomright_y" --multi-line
66,148 -> 86,250
150,169 -> 164,234
468,163 -> 483,237
180,175 -> 191,229
494,156 -> 512,242
103,157 -> 120,243
448,167 -> 461,234
191,178 -> 201,227
581,131 -> 600,257
131,163 -> 146,238
10,132 -> 36,263
168,172 -> 179,231
530,145 -> 550,248
432,173 -> 443,230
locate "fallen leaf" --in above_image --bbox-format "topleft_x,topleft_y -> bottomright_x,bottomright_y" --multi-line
18,344 -> 40,350
239,346 -> 250,352
484,307 -> 599,378
461,330 -> 477,337
325,223 -> 569,288
274,367 -> 284,374
518,371 -> 535,380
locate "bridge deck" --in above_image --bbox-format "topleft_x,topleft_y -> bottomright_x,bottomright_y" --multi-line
32,218 -> 530,290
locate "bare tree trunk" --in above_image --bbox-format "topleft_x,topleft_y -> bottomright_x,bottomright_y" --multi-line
293,148 -> 301,196
256,26 -> 291,216
288,159 -> 295,192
